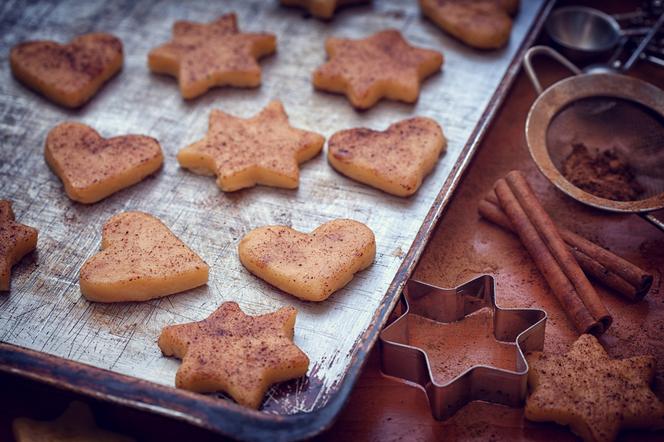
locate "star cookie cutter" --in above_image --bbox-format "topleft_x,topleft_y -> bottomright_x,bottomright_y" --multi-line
379,274 -> 547,420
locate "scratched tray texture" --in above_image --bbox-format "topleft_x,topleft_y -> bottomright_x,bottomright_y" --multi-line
0,0 -> 542,414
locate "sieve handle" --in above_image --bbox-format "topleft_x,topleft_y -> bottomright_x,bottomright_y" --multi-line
523,46 -> 582,96
641,213 -> 664,233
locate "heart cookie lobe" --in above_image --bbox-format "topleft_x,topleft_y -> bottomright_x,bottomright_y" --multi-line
10,33 -> 123,108
239,219 -> 375,301
0,200 -> 38,292
158,301 -> 309,409
177,100 -> 324,192
419,0 -> 516,49
280,0 -> 369,19
45,122 -> 164,204
312,29 -> 443,109
80,212 -> 209,302
148,13 -> 276,99
328,117 -> 446,196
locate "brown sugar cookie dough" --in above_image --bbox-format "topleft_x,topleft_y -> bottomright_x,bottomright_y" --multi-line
328,116 -> 446,196
526,334 -> 664,442
312,29 -> 443,109
0,200 -> 38,292
79,211 -> 208,302
10,33 -> 122,108
158,301 -> 309,409
419,0 -> 518,50
239,219 -> 375,301
148,13 -> 276,99
177,100 -> 324,192
45,122 -> 164,204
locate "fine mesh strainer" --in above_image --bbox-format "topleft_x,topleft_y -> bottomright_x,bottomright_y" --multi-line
523,45 -> 664,232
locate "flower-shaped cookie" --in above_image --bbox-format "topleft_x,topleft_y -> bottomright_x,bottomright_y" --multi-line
177,100 -> 325,191
313,29 -> 443,109
148,13 -> 276,99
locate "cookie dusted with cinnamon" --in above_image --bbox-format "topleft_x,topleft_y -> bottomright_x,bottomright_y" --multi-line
177,100 -> 324,191
45,122 -> 164,204
0,201 -> 38,292
280,0 -> 369,19
526,334 -> 664,442
148,13 -> 276,99
10,33 -> 122,108
80,212 -> 208,302
312,29 -> 443,109
158,302 -> 309,409
239,219 -> 375,301
419,0 -> 518,49
328,117 -> 446,196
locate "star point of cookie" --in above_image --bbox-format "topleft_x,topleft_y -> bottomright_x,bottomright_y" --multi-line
158,301 -> 309,409
1,200 -> 38,291
177,100 -> 325,191
526,334 -> 664,442
312,29 -> 443,109
148,13 -> 276,99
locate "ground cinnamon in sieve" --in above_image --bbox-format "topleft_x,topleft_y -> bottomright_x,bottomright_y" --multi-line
561,143 -> 644,201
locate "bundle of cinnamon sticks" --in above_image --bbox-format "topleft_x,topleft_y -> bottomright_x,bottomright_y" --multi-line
480,171 -> 653,336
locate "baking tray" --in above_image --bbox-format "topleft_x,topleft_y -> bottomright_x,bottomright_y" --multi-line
0,0 -> 551,440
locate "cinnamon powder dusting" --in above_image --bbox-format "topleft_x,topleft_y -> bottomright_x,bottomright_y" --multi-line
407,307 -> 516,384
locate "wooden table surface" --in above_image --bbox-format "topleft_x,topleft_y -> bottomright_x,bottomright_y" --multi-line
3,1 -> 664,441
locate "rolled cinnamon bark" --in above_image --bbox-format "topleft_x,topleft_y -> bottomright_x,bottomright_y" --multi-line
480,194 -> 652,300
494,178 -> 602,335
504,171 -> 612,331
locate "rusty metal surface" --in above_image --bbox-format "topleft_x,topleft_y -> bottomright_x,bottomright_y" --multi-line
380,275 -> 546,420
0,0 -> 543,416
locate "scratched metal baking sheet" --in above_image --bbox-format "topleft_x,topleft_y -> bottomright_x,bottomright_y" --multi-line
0,0 -> 543,414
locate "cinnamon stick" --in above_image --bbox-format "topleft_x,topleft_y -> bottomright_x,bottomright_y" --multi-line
504,171 -> 612,331
494,178 -> 602,335
480,194 -> 652,300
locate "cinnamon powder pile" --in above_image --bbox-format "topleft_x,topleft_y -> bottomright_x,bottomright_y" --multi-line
561,143 -> 643,201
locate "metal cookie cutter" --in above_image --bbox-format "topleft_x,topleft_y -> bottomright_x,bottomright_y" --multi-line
379,275 -> 547,420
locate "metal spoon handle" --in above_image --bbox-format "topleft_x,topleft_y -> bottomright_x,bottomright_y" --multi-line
622,12 -> 664,71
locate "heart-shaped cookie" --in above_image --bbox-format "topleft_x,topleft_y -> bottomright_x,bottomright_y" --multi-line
80,211 -> 209,302
328,117 -> 446,196
10,33 -> 123,108
45,122 -> 164,204
238,219 -> 375,301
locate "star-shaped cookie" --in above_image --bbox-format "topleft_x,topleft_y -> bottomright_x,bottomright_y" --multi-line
148,13 -> 276,99
526,334 -> 664,442
280,0 -> 369,19
177,100 -> 325,191
12,401 -> 133,442
312,29 -> 443,109
419,0 -> 518,49
45,122 -> 164,204
1,200 -> 38,291
10,33 -> 123,108
158,301 -> 309,409
328,116 -> 446,196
